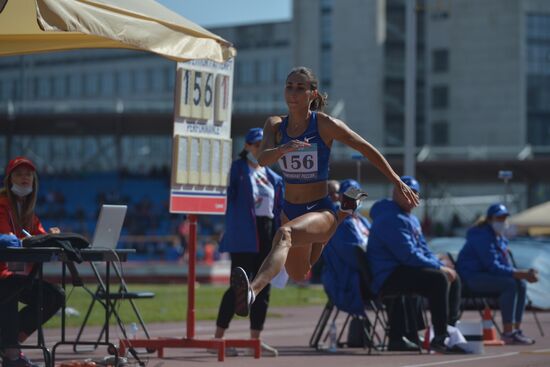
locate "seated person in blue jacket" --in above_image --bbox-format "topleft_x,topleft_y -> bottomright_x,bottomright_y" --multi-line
366,176 -> 466,354
456,203 -> 538,345
321,179 -> 370,317
212,128 -> 284,357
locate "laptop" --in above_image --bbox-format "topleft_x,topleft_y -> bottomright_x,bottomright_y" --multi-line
90,204 -> 127,249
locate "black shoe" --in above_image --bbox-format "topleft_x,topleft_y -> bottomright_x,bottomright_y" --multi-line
430,335 -> 469,355
387,337 -> 420,352
340,187 -> 368,214
231,267 -> 254,317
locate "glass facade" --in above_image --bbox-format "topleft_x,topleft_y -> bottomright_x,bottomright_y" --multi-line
383,0 -> 426,147
320,1 -> 332,90
2,135 -> 171,174
526,13 -> 550,146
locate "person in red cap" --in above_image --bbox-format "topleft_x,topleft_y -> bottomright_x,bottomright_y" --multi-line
0,157 -> 64,367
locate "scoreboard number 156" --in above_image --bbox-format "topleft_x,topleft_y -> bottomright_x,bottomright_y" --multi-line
176,68 -> 230,124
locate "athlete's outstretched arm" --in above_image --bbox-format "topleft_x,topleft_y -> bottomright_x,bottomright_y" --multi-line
322,114 -> 419,206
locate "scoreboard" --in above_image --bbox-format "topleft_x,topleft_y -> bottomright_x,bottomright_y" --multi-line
170,58 -> 234,214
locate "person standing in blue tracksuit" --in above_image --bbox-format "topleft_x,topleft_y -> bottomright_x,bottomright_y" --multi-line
456,203 -> 538,345
212,128 -> 284,356
321,179 -> 370,316
366,176 -> 466,354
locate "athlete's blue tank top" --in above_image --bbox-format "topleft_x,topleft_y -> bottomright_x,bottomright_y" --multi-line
277,111 -> 331,184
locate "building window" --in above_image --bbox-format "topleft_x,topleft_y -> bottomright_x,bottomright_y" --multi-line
275,58 -> 290,82
432,49 -> 449,73
53,76 -> 65,98
37,77 -> 51,99
320,0 -> 333,11
527,14 -> 550,75
152,68 -> 165,92
118,70 -> 132,96
135,69 -> 151,93
68,74 -> 81,98
320,12 -> 332,47
258,59 -> 272,84
83,73 -> 100,97
526,13 -> 550,146
431,121 -> 449,146
0,80 -> 14,100
320,48 -> 332,86
431,85 -> 448,109
100,72 -> 115,97
239,60 -> 255,85
385,118 -> 404,147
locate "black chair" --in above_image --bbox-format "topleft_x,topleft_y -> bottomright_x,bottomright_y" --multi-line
73,260 -> 155,352
309,245 -> 384,353
355,247 -> 427,354
309,300 -> 377,351
446,252 -> 503,335
310,246 -> 427,354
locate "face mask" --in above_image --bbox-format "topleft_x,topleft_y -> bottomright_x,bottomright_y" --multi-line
247,151 -> 258,165
491,221 -> 508,236
11,183 -> 33,197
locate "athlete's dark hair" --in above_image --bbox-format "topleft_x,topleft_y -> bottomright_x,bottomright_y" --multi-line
287,66 -> 328,112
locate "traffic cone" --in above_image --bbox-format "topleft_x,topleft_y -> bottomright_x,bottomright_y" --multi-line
482,306 -> 504,346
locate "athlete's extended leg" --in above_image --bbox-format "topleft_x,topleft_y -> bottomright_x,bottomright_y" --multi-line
232,211 -> 339,316
232,188 -> 367,316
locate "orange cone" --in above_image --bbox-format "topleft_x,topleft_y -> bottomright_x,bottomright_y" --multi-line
482,306 -> 504,346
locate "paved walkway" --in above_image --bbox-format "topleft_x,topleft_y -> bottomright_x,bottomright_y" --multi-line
30,306 -> 550,367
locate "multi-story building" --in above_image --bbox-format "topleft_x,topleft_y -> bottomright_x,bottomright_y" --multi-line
1,0 -> 549,220
291,0 -> 550,210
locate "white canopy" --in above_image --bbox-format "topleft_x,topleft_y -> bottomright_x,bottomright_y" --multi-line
510,201 -> 550,227
509,201 -> 550,236
0,0 -> 235,62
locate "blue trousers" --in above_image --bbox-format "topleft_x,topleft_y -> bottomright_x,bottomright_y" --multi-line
465,273 -> 527,324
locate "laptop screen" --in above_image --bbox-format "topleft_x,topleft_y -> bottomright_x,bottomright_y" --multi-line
91,204 -> 127,249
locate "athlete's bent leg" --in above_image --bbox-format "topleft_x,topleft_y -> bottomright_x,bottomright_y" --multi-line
232,210 -> 345,317
252,210 -> 339,294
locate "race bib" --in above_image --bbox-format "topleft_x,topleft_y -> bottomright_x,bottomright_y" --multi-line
278,144 -> 319,180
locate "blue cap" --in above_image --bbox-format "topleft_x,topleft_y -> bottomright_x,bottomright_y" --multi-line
338,179 -> 361,194
245,128 -> 263,144
486,203 -> 509,218
400,175 -> 420,193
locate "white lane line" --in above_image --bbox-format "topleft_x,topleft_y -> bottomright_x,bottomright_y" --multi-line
401,352 -> 519,367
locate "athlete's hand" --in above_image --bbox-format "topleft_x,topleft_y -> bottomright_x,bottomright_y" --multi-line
395,180 -> 420,208
278,139 -> 311,154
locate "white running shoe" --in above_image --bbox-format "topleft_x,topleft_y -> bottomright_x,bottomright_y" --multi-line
261,342 -> 279,357
244,342 -> 279,357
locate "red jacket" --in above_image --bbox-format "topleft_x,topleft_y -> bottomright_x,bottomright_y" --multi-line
0,194 -> 46,278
